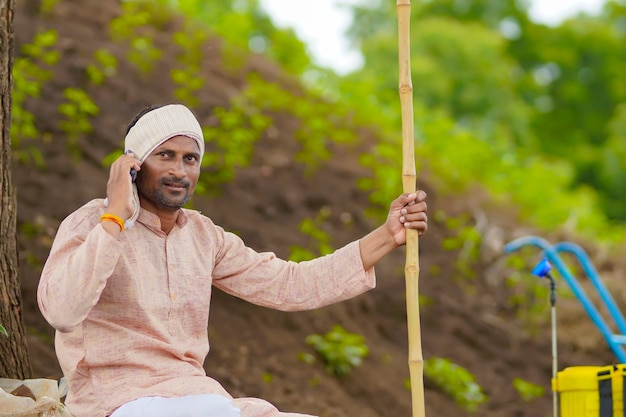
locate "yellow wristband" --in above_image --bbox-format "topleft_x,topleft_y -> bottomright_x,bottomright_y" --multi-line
100,213 -> 124,232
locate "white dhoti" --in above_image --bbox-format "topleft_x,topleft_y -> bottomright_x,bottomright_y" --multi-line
110,394 -> 241,417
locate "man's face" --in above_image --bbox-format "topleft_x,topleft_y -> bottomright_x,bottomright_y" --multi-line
136,135 -> 201,212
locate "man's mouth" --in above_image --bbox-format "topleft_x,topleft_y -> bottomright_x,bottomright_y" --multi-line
163,179 -> 189,189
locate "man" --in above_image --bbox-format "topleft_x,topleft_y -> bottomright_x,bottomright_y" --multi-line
38,104 -> 428,417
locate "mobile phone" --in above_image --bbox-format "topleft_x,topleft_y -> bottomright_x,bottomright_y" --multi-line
126,150 -> 137,183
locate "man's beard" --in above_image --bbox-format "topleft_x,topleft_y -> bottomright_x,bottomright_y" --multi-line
152,189 -> 191,210
140,178 -> 192,210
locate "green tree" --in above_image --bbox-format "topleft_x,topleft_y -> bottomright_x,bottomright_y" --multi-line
345,0 -> 626,222
514,12 -> 626,218
155,0 -> 311,74
346,1 -> 534,145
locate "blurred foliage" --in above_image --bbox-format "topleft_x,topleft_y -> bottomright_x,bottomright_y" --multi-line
171,27 -> 207,106
306,325 -> 369,376
110,2 -> 167,73
58,87 -> 100,159
423,357 -> 488,412
512,377 -> 545,402
438,212 -> 482,282
504,254 -> 553,333
38,0 -> 61,14
346,0 -> 626,234
86,49 -> 118,85
289,206 -> 334,262
152,0 -> 311,74
11,29 -> 59,168
196,71 -> 360,194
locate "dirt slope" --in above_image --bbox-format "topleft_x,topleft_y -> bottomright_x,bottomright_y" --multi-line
12,1 -> 619,416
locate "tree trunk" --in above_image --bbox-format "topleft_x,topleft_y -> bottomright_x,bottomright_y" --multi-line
0,0 -> 32,379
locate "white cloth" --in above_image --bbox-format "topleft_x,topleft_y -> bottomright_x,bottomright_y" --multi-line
125,104 -> 204,162
109,394 -> 241,417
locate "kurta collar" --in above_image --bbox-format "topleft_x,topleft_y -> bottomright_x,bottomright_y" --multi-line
136,207 -> 190,232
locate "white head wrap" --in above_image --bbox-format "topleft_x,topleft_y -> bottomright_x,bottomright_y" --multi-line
105,104 -> 205,228
125,104 -> 205,162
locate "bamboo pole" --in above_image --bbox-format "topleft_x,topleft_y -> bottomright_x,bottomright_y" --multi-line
396,1 -> 425,417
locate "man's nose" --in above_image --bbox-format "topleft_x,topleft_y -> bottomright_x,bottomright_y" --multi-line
169,159 -> 187,178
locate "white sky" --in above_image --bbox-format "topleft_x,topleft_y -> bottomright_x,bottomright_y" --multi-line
258,0 -> 607,74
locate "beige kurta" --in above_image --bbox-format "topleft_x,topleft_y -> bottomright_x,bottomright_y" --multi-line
38,199 -> 375,417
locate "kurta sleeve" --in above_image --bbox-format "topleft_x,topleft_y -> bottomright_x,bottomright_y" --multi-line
38,200 -> 124,332
210,224 -> 376,312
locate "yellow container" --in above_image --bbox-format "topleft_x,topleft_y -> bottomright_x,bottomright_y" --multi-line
552,365 -> 625,417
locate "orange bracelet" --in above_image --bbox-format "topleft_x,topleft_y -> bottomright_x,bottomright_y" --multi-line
100,213 -> 124,232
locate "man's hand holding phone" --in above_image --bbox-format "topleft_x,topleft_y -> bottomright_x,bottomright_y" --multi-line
105,151 -> 141,222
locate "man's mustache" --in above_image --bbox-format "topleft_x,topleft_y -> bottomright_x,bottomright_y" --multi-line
162,177 -> 190,188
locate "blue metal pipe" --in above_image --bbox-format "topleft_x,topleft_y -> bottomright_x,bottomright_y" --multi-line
553,241 -> 626,335
504,235 -> 626,363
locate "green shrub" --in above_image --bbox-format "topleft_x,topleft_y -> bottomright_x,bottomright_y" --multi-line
109,3 -> 166,74
423,357 -> 487,412
58,88 -> 100,159
12,29 -> 59,167
306,325 -> 369,376
86,49 -> 118,85
289,207 -> 333,262
512,377 -> 545,402
171,28 -> 207,107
